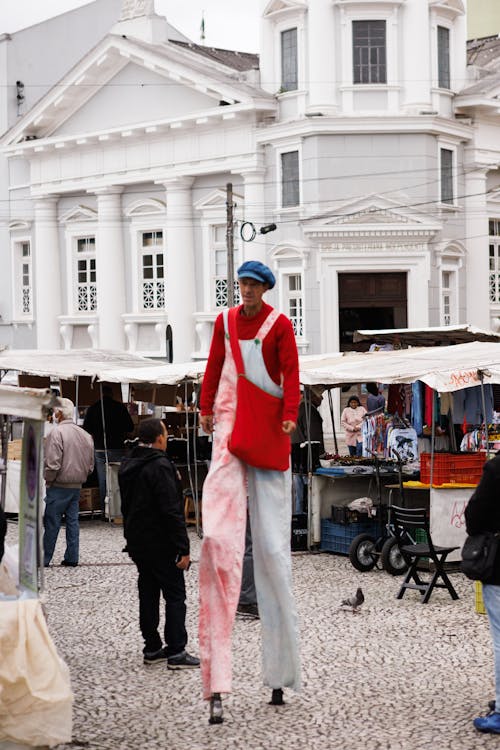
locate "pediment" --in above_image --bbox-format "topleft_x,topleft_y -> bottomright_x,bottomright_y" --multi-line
2,34 -> 261,147
429,0 -> 465,18
303,194 -> 441,233
125,198 -> 166,217
9,220 -> 31,232
60,205 -> 98,223
194,189 -> 243,212
263,0 -> 307,18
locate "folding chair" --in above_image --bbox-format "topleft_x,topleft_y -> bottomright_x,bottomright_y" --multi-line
390,505 -> 459,604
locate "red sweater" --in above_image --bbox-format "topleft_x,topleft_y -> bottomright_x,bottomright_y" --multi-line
200,302 -> 300,423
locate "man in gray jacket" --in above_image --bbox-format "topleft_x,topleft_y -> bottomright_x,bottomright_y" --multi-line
43,398 -> 94,567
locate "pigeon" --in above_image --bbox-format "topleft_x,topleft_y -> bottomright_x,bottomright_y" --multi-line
340,587 -> 364,614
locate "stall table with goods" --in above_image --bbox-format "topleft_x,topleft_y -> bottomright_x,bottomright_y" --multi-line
299,340 -> 500,564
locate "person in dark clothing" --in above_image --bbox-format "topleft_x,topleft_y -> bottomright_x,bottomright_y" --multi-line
118,418 -> 200,670
0,505 -> 6,563
366,383 -> 385,413
83,385 -> 134,513
291,386 -> 325,512
465,454 -> 500,734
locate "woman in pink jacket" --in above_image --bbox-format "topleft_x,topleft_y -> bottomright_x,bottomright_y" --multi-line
341,395 -> 367,457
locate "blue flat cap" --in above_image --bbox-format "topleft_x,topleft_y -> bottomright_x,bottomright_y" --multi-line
237,260 -> 275,289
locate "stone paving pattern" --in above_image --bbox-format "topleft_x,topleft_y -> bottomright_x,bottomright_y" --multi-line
6,519 -> 497,749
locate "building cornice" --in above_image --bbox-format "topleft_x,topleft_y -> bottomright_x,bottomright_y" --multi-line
256,115 -> 473,145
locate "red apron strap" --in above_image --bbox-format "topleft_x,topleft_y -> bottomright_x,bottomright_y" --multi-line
227,307 -> 245,376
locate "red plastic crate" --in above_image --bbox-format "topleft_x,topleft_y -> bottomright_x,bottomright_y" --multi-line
420,452 -> 485,486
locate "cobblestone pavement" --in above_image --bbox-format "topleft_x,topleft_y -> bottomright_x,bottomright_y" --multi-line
6,519 -> 497,750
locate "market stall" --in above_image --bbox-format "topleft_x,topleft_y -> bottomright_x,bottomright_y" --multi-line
299,340 -> 500,558
0,350 -> 208,528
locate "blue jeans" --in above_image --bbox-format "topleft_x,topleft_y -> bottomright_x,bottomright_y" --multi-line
95,449 -> 125,512
43,486 -> 81,565
348,443 -> 362,457
482,584 -> 500,712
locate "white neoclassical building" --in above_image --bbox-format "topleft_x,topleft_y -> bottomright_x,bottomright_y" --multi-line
1,0 -> 500,362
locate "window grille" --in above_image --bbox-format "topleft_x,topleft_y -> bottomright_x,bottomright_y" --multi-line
437,26 -> 450,89
281,151 -> 300,208
19,242 -> 31,315
281,28 -> 298,91
141,231 -> 165,310
440,148 -> 454,204
353,20 -> 387,84
76,237 -> 97,312
489,220 -> 500,304
213,224 -> 240,308
286,273 -> 304,336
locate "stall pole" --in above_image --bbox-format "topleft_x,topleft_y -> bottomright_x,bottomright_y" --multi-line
327,388 -> 339,455
0,413 -> 8,511
478,371 -> 491,457
99,381 -> 110,522
183,379 -> 202,538
430,391 -> 436,488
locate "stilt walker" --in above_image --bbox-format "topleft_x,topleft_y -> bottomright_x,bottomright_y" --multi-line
199,261 -> 301,724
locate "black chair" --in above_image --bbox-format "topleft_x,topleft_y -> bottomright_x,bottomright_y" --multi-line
390,505 -> 459,604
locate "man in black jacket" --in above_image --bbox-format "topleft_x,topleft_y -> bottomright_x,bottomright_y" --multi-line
465,453 -> 500,733
119,418 -> 199,670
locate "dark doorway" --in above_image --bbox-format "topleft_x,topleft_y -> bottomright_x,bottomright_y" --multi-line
338,272 -> 407,352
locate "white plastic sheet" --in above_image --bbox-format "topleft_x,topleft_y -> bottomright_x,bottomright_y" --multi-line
0,599 -> 72,747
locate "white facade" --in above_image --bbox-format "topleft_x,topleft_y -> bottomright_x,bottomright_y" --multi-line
1,0 -> 500,362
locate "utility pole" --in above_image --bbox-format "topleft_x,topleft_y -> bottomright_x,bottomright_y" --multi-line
226,182 -> 235,308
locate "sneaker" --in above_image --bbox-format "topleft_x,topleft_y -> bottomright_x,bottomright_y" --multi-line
60,560 -> 78,567
236,602 -> 259,620
167,651 -> 200,670
474,712 -> 500,733
143,647 -> 168,665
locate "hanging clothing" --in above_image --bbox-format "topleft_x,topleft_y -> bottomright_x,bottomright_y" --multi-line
387,426 -> 419,462
411,381 -> 423,437
452,385 -> 494,427
198,307 -> 301,700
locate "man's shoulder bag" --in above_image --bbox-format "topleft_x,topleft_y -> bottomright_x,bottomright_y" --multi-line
461,532 -> 500,581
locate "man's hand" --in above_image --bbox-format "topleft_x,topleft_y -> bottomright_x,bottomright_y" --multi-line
282,420 -> 296,435
176,555 -> 191,571
200,414 -> 214,434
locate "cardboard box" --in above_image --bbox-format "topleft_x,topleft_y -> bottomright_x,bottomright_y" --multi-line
7,439 -> 23,461
79,487 -> 100,512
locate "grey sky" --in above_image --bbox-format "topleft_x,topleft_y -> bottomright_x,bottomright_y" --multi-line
0,0 -> 260,52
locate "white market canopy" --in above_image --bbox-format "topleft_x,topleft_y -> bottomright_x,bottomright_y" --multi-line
0,385 -> 56,420
353,324 -> 500,346
299,341 -> 500,393
0,349 -> 206,385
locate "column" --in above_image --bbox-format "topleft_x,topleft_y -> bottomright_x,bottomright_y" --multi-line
164,177 -> 195,362
241,168 -> 267,264
34,196 -> 62,348
402,0 -> 431,112
308,0 -> 337,112
95,188 -> 126,349
465,168 -> 490,328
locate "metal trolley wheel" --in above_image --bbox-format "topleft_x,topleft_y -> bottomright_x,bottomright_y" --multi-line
380,536 -> 408,576
349,533 -> 377,572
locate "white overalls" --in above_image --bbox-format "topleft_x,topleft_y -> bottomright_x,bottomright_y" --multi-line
198,308 -> 301,700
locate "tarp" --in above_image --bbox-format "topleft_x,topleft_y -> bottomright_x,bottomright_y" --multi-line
0,349 -> 206,386
0,385 -> 56,420
299,341 -> 500,392
353,324 -> 500,346
0,349 -> 161,381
